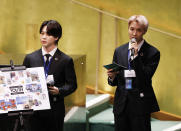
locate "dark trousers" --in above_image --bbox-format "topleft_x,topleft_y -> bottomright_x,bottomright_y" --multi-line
29,114 -> 64,131
0,114 -> 32,131
0,117 -> 14,131
30,102 -> 65,131
114,98 -> 151,131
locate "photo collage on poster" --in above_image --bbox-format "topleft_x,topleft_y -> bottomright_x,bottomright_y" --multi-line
0,67 -> 50,114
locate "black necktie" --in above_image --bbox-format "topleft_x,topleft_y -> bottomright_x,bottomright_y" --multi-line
45,54 -> 51,67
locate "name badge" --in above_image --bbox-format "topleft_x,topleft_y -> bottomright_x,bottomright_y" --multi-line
125,79 -> 132,89
124,70 -> 136,78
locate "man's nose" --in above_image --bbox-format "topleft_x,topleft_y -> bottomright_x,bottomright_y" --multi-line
133,30 -> 137,36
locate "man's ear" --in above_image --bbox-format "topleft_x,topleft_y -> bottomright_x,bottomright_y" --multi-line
55,37 -> 58,41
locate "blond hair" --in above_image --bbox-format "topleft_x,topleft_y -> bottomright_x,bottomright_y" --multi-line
128,15 -> 149,33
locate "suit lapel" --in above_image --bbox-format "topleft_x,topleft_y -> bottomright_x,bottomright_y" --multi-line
138,41 -> 148,58
48,49 -> 62,74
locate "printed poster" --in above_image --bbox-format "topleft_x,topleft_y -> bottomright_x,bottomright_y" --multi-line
0,67 -> 50,114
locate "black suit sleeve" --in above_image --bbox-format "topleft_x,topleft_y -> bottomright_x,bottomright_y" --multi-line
58,58 -> 77,97
131,50 -> 160,82
23,55 -> 30,68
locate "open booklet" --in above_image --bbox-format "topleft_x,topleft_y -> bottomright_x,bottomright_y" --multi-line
103,62 -> 127,72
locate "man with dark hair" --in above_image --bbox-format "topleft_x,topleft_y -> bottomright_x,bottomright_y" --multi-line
23,20 -> 77,131
107,15 -> 160,131
39,20 -> 62,44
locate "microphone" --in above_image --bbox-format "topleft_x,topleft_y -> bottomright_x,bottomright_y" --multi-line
47,80 -> 54,87
130,38 -> 137,56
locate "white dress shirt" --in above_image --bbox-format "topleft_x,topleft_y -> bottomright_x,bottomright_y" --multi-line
42,47 -> 59,100
42,47 -> 58,61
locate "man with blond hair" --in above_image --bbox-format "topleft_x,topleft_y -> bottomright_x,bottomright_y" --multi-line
107,15 -> 160,131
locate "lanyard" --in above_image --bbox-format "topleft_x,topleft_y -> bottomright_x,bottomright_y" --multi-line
128,50 -> 131,70
126,50 -> 132,89
43,56 -> 53,78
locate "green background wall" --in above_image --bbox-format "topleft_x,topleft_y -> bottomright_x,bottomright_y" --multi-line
0,0 -> 181,116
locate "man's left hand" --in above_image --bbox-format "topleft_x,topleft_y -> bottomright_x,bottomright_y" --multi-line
48,86 -> 59,95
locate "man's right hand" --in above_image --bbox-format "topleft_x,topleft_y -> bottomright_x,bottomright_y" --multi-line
107,69 -> 118,80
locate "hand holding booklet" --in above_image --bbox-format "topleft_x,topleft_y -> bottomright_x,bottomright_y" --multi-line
103,62 -> 127,72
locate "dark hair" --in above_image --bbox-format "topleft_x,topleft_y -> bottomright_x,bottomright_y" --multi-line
39,20 -> 62,44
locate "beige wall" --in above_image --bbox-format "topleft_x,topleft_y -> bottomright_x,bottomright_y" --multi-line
0,0 -> 181,116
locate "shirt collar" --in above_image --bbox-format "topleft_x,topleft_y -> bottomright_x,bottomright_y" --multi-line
129,39 -> 144,51
42,47 -> 57,57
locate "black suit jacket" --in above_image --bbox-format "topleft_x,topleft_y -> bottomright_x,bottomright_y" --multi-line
108,41 -> 160,115
23,48 -> 77,116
